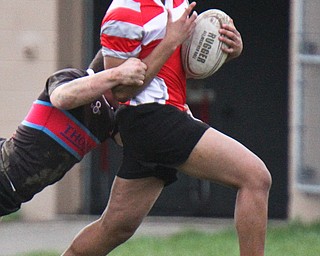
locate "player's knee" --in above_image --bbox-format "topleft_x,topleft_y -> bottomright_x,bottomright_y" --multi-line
236,156 -> 272,194
250,159 -> 272,192
106,220 -> 139,246
116,223 -> 138,243
100,214 -> 141,244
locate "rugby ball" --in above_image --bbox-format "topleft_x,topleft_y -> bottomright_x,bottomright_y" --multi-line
181,9 -> 231,79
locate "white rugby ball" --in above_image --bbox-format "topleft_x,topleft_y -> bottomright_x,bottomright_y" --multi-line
181,9 -> 231,79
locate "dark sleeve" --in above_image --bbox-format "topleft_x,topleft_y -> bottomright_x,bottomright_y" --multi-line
45,68 -> 88,96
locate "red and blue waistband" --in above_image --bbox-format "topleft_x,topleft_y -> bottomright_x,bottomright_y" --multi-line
22,100 -> 100,160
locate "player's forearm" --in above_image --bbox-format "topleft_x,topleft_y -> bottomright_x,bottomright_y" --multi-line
142,38 -> 178,86
50,69 -> 120,110
108,39 -> 178,102
138,3 -> 197,87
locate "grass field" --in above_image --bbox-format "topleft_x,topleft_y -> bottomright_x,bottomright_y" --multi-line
17,221 -> 320,256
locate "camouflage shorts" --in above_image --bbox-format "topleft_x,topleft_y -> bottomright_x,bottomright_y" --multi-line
0,138 -> 21,216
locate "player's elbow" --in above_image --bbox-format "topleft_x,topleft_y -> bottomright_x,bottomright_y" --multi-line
112,85 -> 140,103
112,86 -> 130,103
51,99 -> 69,110
114,94 -> 129,103
50,93 -> 73,110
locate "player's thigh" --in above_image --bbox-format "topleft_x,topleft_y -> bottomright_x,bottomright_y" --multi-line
101,176 -> 164,224
177,127 -> 269,189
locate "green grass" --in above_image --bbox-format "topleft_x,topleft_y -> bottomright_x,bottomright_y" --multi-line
265,221 -> 320,256
17,221 -> 320,256
1,211 -> 21,222
109,229 -> 239,256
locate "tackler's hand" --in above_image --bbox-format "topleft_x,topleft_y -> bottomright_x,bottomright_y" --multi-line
117,57 -> 147,86
111,58 -> 147,102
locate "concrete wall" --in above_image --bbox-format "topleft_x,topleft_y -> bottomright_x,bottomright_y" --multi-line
288,0 -> 320,223
0,0 -> 58,136
0,0 -> 85,220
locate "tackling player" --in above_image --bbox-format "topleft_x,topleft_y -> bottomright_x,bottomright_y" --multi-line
0,50 -> 146,216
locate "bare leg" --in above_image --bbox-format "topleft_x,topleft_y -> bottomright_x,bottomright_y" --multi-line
178,128 -> 272,256
62,176 -> 164,256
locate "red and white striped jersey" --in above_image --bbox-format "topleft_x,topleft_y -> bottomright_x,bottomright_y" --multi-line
100,0 -> 188,110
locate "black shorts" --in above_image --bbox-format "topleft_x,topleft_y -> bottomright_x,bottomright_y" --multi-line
116,103 -> 210,186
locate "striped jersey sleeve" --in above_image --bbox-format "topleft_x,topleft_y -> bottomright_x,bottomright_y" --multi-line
100,0 -> 189,110
100,2 -> 144,59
